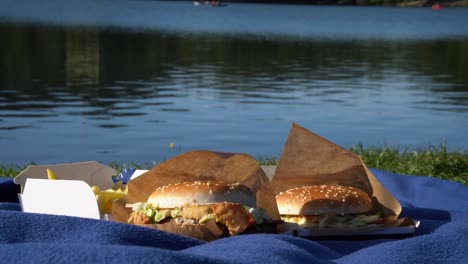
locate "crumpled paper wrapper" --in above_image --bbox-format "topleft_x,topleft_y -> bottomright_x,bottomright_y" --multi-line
271,123 -> 413,231
112,150 -> 280,241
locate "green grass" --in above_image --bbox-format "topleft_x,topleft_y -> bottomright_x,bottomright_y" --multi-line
349,143 -> 467,185
1,144 -> 467,185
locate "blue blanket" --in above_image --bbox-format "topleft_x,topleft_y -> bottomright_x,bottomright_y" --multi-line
1,169 -> 467,264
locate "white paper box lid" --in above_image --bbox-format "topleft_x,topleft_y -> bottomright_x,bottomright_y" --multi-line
14,161 -> 117,192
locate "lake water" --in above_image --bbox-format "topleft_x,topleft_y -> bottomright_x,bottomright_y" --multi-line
1,0 -> 467,165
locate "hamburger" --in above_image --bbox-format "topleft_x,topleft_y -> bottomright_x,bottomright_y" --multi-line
276,184 -> 383,229
126,180 -> 271,237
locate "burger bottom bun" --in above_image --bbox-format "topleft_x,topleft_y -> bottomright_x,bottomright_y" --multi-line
137,218 -> 224,242
136,218 -> 279,242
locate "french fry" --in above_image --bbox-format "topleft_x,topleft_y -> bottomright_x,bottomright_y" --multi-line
47,168 -> 57,180
112,181 -> 125,191
95,182 -> 128,214
91,185 -> 100,195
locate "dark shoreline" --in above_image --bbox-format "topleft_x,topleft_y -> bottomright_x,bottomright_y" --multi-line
188,0 -> 468,7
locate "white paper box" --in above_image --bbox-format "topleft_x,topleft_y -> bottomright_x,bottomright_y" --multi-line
14,161 -> 117,219
19,179 -> 101,219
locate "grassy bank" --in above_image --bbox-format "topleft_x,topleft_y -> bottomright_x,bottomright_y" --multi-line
349,144 -> 467,185
1,144 -> 466,185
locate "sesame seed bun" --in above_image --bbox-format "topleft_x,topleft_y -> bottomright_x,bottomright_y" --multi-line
147,181 -> 257,209
276,185 -> 373,216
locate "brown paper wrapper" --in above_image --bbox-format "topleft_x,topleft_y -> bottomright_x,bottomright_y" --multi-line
112,150 -> 280,241
271,123 -> 406,227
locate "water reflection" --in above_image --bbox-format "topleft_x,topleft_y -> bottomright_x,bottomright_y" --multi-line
2,25 -> 468,110
0,21 -> 467,163
65,29 -> 100,87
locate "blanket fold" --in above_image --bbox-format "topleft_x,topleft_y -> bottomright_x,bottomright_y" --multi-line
1,170 -> 467,264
